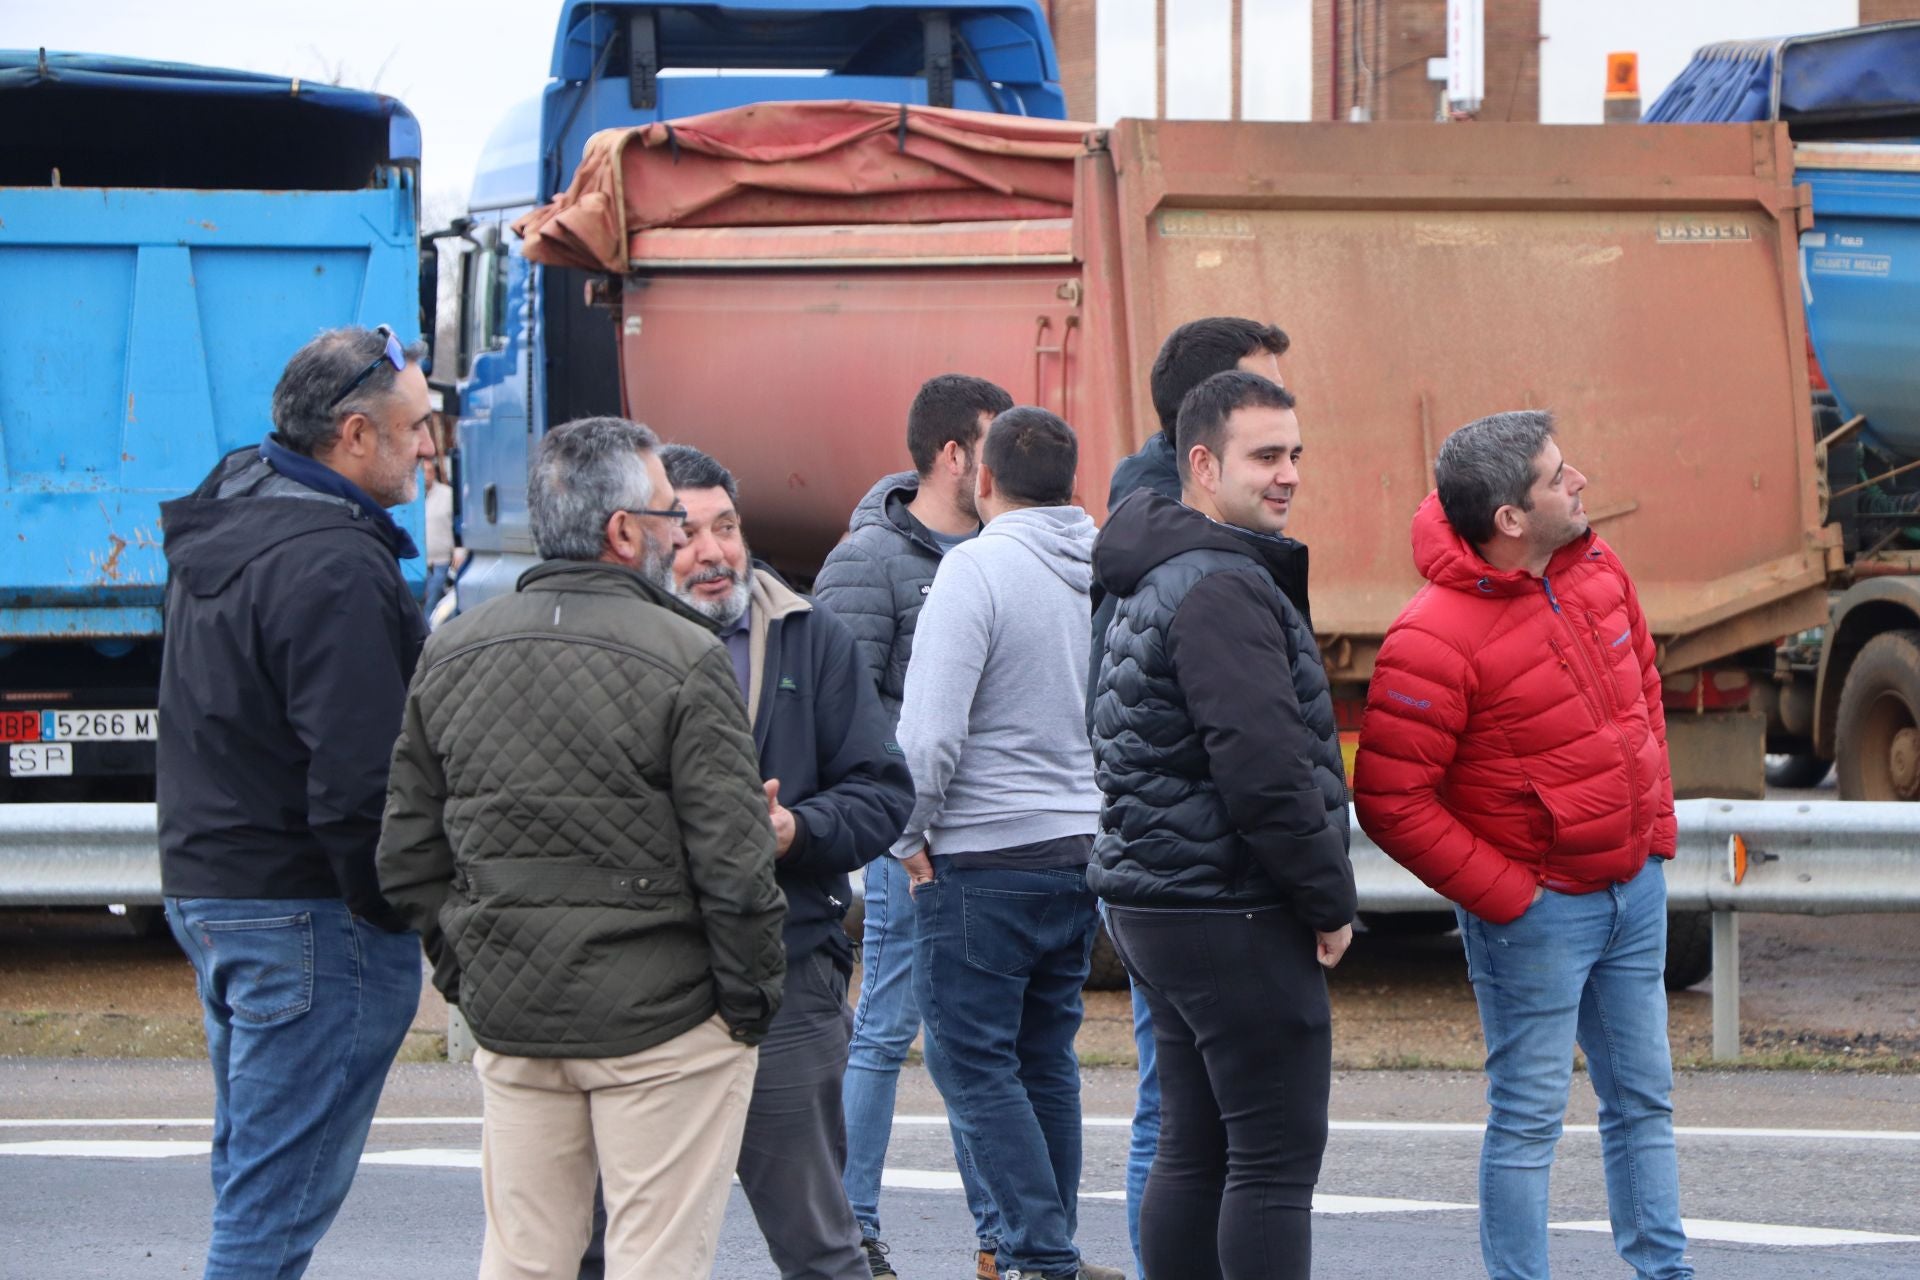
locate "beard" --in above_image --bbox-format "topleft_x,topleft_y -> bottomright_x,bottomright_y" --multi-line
956,461 -> 981,521
672,542 -> 753,627
637,528 -> 679,593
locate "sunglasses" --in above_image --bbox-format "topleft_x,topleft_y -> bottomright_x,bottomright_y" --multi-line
327,325 -> 407,411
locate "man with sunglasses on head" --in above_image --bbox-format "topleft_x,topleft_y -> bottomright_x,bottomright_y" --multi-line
157,324 -> 437,1279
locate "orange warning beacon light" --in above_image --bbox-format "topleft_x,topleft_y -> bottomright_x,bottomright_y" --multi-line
1607,52 -> 1640,98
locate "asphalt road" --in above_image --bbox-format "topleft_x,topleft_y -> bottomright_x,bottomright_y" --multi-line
3,1060 -> 1917,1279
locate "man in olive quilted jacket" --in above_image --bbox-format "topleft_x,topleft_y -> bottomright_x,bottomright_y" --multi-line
378,417 -> 787,1280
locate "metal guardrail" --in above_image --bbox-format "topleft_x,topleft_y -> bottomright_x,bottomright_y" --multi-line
7,799 -> 1920,1060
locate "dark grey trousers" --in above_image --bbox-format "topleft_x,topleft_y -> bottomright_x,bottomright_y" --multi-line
580,944 -> 869,1280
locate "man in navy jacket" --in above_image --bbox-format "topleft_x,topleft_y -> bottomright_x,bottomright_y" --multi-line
580,443 -> 913,1280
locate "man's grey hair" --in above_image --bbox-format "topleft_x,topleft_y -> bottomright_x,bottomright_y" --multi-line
1435,410 -> 1557,546
529,417 -> 660,561
270,325 -> 427,456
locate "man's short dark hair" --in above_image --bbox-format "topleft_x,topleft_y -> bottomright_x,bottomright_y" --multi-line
271,325 -> 427,456
1435,411 -> 1558,546
658,443 -> 739,505
1150,317 -> 1290,439
1174,371 -> 1297,483
906,374 -> 1014,475
983,407 -> 1078,507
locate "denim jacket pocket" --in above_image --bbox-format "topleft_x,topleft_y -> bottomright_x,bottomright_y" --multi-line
199,913 -> 315,1026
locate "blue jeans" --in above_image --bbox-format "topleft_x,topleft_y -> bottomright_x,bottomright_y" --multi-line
1099,902 -> 1159,1280
166,897 -> 421,1280
1457,861 -> 1692,1280
1125,973 -> 1160,1278
913,861 -> 1099,1278
842,857 -> 1001,1249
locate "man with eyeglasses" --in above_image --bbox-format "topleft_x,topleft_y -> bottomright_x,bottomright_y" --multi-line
379,417 -> 787,1278
157,324 -> 438,1278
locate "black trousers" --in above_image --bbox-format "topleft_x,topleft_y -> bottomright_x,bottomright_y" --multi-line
580,945 -> 869,1280
1106,904 -> 1333,1280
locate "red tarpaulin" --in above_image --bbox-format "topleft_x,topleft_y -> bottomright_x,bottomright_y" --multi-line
515,99 -> 1092,273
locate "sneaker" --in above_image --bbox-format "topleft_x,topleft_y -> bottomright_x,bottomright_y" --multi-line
1076,1264 -> 1127,1280
975,1249 -> 999,1280
861,1237 -> 898,1278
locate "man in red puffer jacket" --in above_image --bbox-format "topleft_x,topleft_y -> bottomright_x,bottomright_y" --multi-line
1354,410 -> 1692,1280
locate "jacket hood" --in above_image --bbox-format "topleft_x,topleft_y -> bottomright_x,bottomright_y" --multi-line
161,447 -> 396,598
1106,432 -> 1182,508
981,505 -> 1096,593
1094,489 -> 1312,624
1410,491 -> 1603,598
849,472 -> 920,536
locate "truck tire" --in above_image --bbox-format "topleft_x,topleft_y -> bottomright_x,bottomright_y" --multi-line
1835,630 -> 1920,801
1085,920 -> 1129,991
1763,752 -> 1831,789
1664,910 -> 1713,990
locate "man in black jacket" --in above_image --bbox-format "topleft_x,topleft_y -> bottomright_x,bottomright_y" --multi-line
1089,371 -> 1356,1280
157,324 -> 436,1279
1085,316 -> 1290,1280
650,443 -> 913,1280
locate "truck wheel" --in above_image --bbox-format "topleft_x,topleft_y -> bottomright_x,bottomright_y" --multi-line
1664,910 -> 1713,990
1835,631 -> 1920,801
1085,921 -> 1129,991
1763,753 -> 1831,789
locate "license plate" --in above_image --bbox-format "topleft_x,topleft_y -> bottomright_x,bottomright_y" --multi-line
8,743 -> 74,777
19,709 -> 159,742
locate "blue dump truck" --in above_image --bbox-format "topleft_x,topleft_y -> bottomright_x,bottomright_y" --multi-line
444,0 -> 1068,609
1648,21 -> 1920,800
0,55 -> 425,853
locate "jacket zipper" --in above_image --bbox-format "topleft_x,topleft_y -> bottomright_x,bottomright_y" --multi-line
1544,577 -> 1642,835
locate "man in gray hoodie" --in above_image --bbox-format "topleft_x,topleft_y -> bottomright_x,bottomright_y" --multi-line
892,407 -> 1106,1280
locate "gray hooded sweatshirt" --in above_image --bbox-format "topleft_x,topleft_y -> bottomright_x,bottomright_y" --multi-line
891,505 -> 1103,859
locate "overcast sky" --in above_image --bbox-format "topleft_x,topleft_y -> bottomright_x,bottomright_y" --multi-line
14,0 -> 1872,217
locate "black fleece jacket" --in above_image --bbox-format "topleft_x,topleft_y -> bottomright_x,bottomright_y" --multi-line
746,568 -> 914,964
157,444 -> 425,926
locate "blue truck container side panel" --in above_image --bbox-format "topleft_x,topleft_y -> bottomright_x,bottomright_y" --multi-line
0,185 -> 426,637
0,50 -> 420,159
1800,163 -> 1920,456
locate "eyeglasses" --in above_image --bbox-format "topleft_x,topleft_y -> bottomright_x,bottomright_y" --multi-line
620,505 -> 689,527
327,325 -> 407,411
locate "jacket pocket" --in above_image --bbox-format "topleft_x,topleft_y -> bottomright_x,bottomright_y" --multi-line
1520,783 -> 1560,853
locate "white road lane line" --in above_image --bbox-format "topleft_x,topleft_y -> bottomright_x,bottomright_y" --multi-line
889,1116 -> 1920,1142
1553,1219 -> 1920,1247
360,1148 -> 482,1169
0,1139 -> 211,1158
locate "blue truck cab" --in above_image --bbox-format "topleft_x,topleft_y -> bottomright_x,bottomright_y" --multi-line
0,52 -> 425,805
448,1 -> 1067,608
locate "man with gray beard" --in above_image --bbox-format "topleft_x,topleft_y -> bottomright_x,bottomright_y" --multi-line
380,418 -> 786,1279
660,442 -> 913,1280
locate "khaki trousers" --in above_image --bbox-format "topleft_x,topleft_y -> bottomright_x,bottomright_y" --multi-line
475,1014 -> 758,1280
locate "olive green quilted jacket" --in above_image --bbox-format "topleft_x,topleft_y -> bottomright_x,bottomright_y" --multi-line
377,559 -> 786,1056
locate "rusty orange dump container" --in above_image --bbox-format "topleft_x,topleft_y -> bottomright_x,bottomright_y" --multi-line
524,107 -> 1829,689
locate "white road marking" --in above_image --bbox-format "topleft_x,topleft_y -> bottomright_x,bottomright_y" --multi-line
0,1139 -> 210,1158
1083,1189 -> 1473,1214
1554,1219 -> 1920,1248
10,1114 -> 1920,1144
360,1148 -> 483,1169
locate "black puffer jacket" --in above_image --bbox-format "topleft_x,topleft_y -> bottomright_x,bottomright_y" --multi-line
1088,490 -> 1355,930
811,472 -> 969,724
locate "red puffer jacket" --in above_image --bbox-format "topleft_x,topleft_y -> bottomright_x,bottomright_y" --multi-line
1353,494 -> 1676,924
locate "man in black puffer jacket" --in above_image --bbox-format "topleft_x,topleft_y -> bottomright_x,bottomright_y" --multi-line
1089,371 -> 1356,1280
